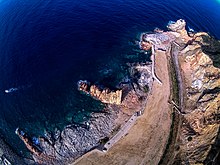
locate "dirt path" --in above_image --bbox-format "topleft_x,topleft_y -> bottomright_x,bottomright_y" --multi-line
72,50 -> 172,165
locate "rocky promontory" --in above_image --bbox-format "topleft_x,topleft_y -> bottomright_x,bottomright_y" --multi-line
15,19 -> 220,165
16,61 -> 153,164
77,80 -> 122,105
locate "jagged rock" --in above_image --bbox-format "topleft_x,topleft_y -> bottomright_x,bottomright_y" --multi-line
167,19 -> 186,32
16,61 -> 153,165
167,19 -> 192,43
15,128 -> 42,156
17,111 -> 117,165
139,19 -> 220,164
78,80 -> 122,105
128,63 -> 153,96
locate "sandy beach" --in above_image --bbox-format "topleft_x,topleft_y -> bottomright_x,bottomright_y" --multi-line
72,49 -> 172,165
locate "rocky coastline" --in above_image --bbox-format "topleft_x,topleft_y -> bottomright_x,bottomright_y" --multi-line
16,59 -> 153,164
77,80 -> 122,105
15,19 -> 220,165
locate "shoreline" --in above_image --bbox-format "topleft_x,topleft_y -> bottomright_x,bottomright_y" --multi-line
14,19 -> 220,165
72,35 -> 173,165
16,54 -> 153,164
16,20 -> 177,165
71,19 -> 190,165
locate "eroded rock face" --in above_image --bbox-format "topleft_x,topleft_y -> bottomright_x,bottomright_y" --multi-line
78,80 -> 122,105
141,33 -> 171,51
128,62 -> 153,96
178,32 -> 220,164
16,60 -> 153,165
168,19 -> 186,31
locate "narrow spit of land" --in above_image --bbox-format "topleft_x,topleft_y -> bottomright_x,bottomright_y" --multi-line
72,49 -> 172,165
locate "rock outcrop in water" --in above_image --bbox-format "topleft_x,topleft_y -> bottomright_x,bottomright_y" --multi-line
17,112 -> 117,165
15,128 -> 42,156
78,80 -> 122,105
167,19 -> 190,41
16,61 -> 153,164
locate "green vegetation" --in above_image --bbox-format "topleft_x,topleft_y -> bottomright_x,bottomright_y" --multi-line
99,137 -> 109,145
111,125 -> 121,137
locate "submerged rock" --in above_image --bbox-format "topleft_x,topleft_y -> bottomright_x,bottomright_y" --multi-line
15,128 -> 42,156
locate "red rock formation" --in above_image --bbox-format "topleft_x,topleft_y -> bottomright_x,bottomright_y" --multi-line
78,80 -> 122,105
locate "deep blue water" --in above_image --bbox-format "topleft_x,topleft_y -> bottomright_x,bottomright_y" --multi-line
0,0 -> 220,155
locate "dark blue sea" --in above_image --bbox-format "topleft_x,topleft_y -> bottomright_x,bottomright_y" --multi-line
0,0 -> 220,156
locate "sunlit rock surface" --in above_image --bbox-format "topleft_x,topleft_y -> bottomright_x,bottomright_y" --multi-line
78,80 -> 122,105
177,29 -> 220,164
139,19 -> 220,164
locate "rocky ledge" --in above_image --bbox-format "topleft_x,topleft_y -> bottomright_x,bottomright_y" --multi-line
16,19 -> 220,165
77,80 -> 122,105
16,111 -> 117,165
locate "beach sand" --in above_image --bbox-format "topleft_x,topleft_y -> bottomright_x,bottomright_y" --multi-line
71,50 -> 172,165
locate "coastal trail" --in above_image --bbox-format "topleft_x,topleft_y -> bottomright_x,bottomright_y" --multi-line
72,49 -> 172,165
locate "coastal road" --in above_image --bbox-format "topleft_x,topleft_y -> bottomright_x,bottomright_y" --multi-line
171,42 -> 184,112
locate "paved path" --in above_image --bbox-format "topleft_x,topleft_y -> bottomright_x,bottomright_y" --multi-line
73,49 -> 172,165
151,45 -> 162,85
103,113 -> 138,151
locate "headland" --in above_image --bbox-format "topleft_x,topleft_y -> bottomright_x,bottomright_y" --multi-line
14,19 -> 220,165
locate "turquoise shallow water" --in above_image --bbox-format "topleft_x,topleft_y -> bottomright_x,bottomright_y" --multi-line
0,0 -> 219,155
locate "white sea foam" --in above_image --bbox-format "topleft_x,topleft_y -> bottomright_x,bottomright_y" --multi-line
4,88 -> 18,93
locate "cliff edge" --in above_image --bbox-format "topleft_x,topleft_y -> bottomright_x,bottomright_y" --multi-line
176,31 -> 220,164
